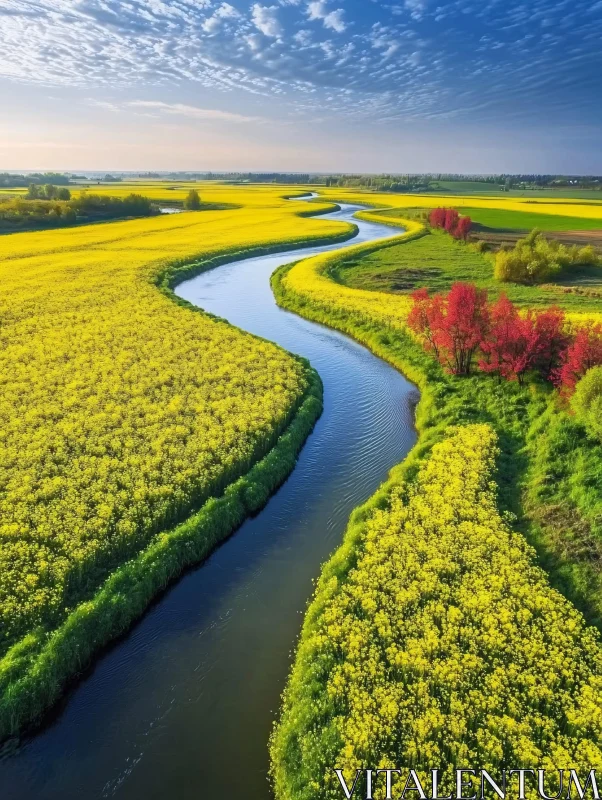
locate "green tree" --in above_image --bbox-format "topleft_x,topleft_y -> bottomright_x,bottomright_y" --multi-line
184,189 -> 201,210
571,366 -> 602,440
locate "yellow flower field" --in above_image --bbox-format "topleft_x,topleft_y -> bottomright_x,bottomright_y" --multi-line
0,187 -> 351,654
271,425 -> 602,800
280,219 -> 417,331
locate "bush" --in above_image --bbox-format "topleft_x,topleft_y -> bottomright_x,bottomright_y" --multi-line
495,229 -> 601,285
409,283 -> 570,383
428,207 -> 472,239
571,366 -> 602,440
408,283 -> 488,375
184,189 -> 202,210
0,191 -> 157,230
68,191 -> 156,218
554,323 -> 602,392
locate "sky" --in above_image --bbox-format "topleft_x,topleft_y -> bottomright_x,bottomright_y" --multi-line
1,0 -> 601,173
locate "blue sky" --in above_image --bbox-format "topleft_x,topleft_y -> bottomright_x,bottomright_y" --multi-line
1,0 -> 601,172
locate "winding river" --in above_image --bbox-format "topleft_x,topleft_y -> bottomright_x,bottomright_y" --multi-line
0,201 -> 417,800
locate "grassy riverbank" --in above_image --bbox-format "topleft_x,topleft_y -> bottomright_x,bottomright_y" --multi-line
270,205 -> 602,798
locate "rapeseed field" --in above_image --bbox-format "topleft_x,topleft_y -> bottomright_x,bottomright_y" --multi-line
0,187 -> 352,734
271,425 -> 602,800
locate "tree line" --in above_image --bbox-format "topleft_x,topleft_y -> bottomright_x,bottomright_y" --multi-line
0,189 -> 158,231
0,172 -> 71,188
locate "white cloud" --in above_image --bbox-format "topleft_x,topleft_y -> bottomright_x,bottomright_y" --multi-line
404,0 -> 428,20
127,101 -> 261,123
307,1 -> 347,32
202,2 -> 239,33
251,4 -> 283,37
294,29 -> 312,45
323,8 -> 346,31
245,33 -> 264,51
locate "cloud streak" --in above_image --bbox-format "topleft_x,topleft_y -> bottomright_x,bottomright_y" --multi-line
127,101 -> 263,123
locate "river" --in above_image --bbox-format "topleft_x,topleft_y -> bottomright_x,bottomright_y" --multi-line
0,200 -> 417,800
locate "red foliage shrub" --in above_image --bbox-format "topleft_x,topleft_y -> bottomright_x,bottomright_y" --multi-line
407,287 -> 444,360
454,215 -> 472,240
429,207 -> 447,228
532,307 -> 570,381
479,296 -> 565,383
429,207 -> 472,240
554,324 -> 602,392
410,284 -> 571,385
409,283 -> 489,375
444,208 -> 460,233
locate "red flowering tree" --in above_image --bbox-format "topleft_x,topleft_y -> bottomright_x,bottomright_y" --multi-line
532,307 -> 569,381
444,208 -> 460,233
440,283 -> 490,375
407,287 -> 444,359
409,283 -> 489,376
554,324 -> 602,392
480,299 -> 568,384
454,215 -> 472,240
479,295 -> 537,383
429,207 -> 472,240
429,208 -> 447,228
409,283 -> 578,387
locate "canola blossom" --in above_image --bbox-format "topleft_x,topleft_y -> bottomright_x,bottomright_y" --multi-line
280,220 -> 419,331
0,186 -> 352,657
271,425 -> 602,800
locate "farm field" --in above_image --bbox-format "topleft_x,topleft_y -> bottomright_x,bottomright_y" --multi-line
271,187 -> 602,798
4,181 -> 602,796
369,204 -> 602,232
319,187 -> 602,219
0,185 -> 355,738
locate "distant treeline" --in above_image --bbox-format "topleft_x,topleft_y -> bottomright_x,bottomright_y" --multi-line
0,172 -> 72,188
432,173 -> 602,187
0,190 -> 158,231
122,171 -> 602,191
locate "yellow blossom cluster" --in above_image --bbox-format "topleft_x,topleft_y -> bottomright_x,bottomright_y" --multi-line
271,425 -> 602,800
281,222 -> 419,332
0,186 -> 352,653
